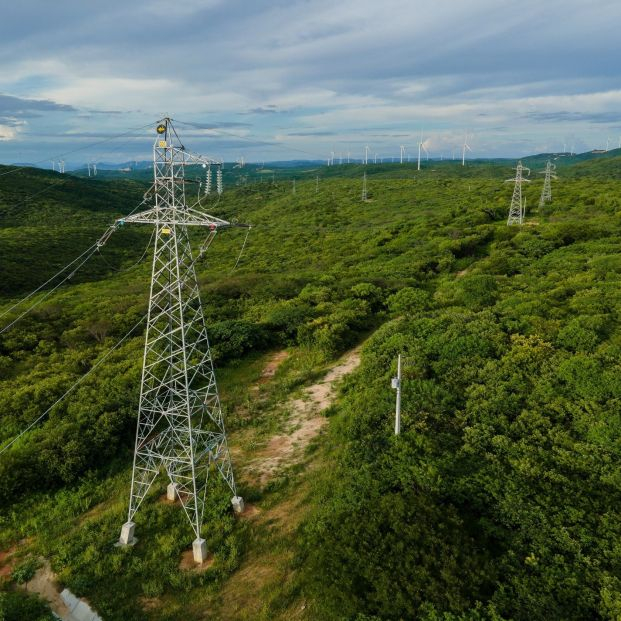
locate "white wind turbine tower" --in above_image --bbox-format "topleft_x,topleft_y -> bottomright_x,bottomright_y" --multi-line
462,132 -> 472,166
400,145 -> 406,164
364,145 -> 370,165
417,130 -> 428,171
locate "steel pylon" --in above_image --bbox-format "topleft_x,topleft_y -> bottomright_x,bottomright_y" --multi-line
538,160 -> 557,209
118,119 -> 246,559
506,161 -> 530,226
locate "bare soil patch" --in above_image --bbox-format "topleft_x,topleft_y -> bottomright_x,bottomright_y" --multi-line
23,560 -> 72,619
179,549 -> 215,572
257,350 -> 289,384
245,346 -> 361,486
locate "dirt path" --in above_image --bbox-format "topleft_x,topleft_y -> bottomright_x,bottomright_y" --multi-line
23,560 -> 73,619
245,346 -> 361,486
213,346 -> 363,620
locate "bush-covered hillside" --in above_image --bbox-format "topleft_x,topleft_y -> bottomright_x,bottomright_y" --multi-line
0,160 -> 620,620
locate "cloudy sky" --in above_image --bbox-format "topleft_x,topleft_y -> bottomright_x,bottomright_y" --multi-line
0,0 -> 620,165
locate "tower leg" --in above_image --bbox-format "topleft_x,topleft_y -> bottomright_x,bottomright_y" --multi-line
192,538 -> 207,563
166,482 -> 177,501
231,496 -> 245,513
118,521 -> 136,546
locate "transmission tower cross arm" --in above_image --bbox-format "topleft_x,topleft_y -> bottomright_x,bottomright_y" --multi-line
117,206 -> 250,230
166,146 -> 223,167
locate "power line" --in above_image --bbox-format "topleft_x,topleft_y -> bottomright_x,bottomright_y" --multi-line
0,194 -> 152,333
0,241 -> 99,325
172,118 -> 329,162
0,121 -> 157,179
0,313 -> 147,457
0,243 -> 103,336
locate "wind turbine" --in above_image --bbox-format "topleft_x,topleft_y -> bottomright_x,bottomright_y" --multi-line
364,145 -> 370,165
400,145 -> 406,164
462,132 -> 472,166
417,130 -> 428,171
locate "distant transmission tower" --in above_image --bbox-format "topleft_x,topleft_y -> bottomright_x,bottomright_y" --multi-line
506,161 -> 530,225
216,166 -> 223,195
362,172 -> 368,201
204,165 -> 212,195
538,160 -> 557,209
117,119 -> 246,563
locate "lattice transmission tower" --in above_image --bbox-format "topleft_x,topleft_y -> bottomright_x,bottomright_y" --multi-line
117,118 -> 247,563
506,161 -> 530,226
538,160 -> 557,209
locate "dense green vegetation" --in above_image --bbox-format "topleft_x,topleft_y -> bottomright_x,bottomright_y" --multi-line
0,155 -> 620,619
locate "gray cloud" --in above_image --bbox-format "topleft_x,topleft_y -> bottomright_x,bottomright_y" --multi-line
525,111 -> 621,124
1,0 -> 621,160
286,131 -> 337,136
0,93 -> 75,117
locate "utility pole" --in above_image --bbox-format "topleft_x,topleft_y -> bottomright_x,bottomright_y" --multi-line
362,171 -> 367,201
391,354 -> 402,435
117,119 -> 246,564
538,160 -> 557,210
506,161 -> 530,226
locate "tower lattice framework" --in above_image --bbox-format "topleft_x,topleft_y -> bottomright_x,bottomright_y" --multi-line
118,119 -> 245,561
506,161 -> 530,226
538,160 -> 556,209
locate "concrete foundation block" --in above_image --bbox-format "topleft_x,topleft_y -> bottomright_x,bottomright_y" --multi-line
61,588 -> 80,612
231,495 -> 245,513
192,538 -> 208,564
166,482 -> 177,501
118,521 -> 136,546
